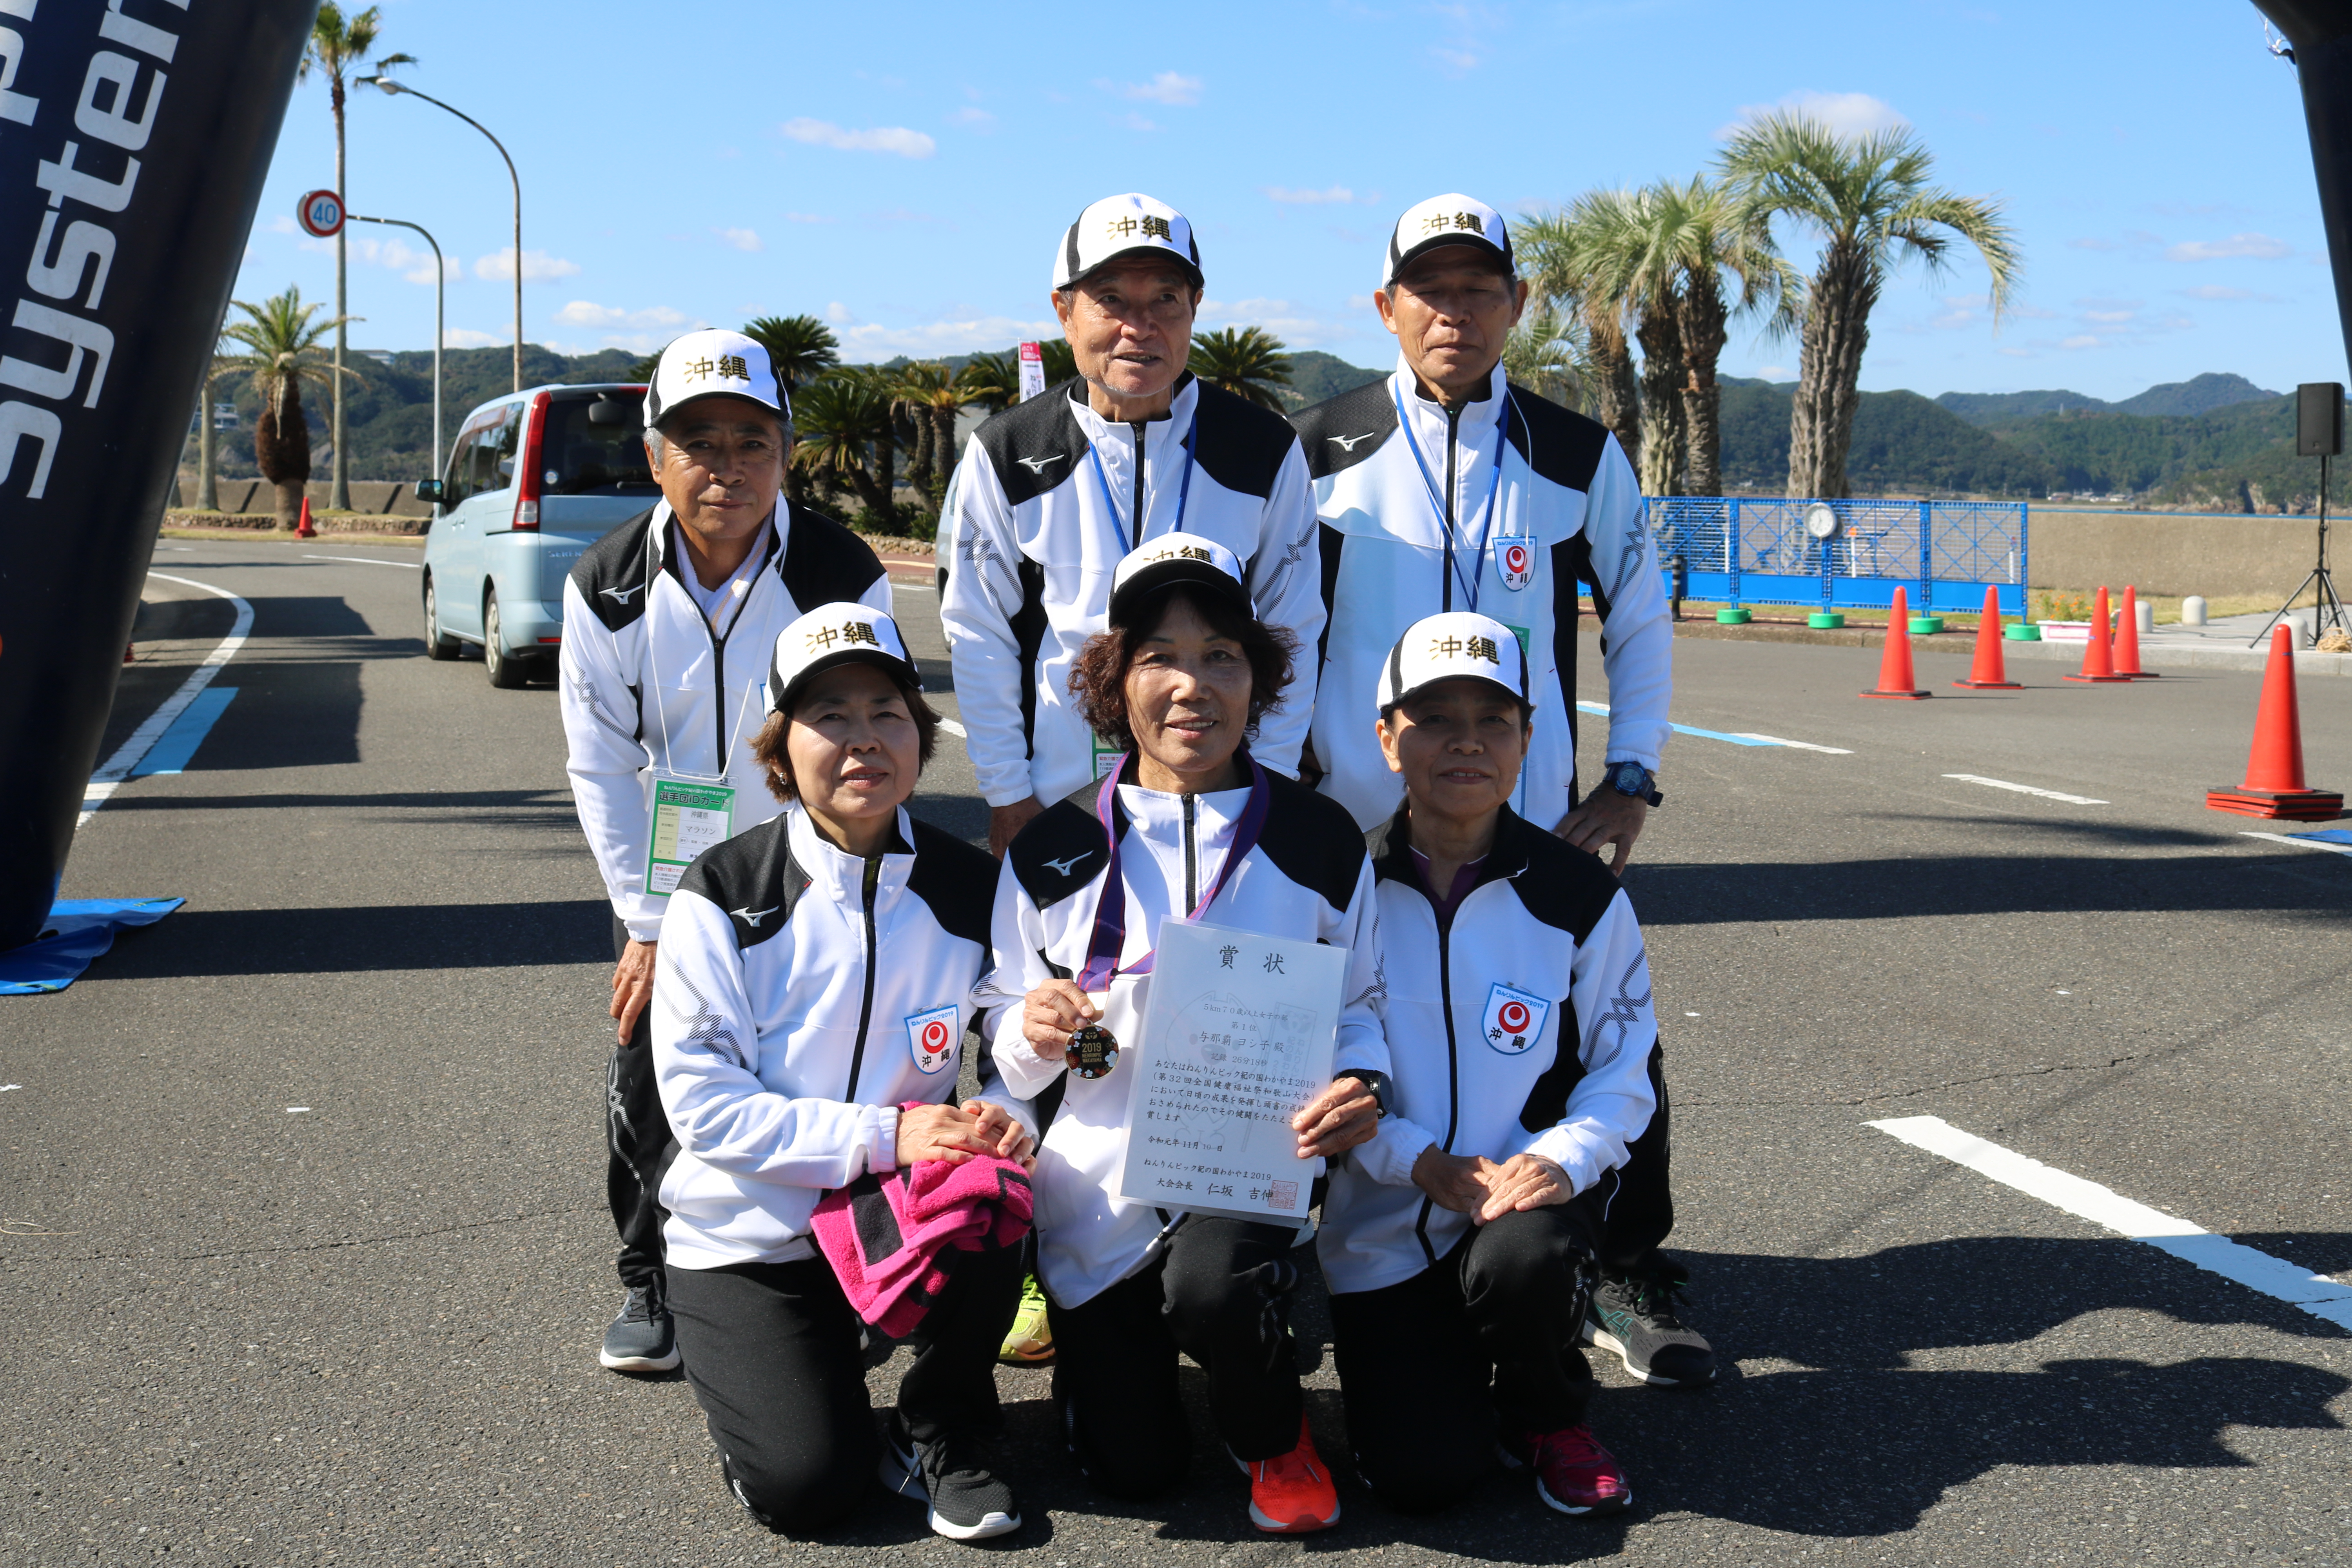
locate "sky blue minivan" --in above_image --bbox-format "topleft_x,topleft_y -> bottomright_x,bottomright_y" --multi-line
417,382 -> 657,687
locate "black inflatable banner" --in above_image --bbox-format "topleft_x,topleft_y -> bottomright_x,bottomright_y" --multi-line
2258,1 -> 2352,381
0,0 -> 318,949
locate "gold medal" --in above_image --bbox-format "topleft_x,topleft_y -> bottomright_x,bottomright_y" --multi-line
1068,1023 -> 1120,1080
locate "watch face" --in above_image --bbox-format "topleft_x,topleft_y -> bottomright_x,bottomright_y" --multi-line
1610,763 -> 1646,796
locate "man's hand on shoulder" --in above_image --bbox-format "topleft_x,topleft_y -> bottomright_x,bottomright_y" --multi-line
610,939 -> 658,1046
1555,791 -> 1648,875
989,796 -> 1044,859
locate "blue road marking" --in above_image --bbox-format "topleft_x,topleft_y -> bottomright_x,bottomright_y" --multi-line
132,687 -> 237,776
1575,701 -> 1780,747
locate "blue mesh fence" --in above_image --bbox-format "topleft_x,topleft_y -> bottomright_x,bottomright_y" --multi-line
1642,497 -> 2029,616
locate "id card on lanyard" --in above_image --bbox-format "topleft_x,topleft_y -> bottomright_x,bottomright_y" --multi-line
645,774 -> 736,895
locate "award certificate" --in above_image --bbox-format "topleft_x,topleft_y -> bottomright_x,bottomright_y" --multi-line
1114,919 -> 1347,1229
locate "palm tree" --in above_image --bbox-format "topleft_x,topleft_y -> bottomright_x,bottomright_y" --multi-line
960,352 -> 1020,415
741,314 -> 840,393
1659,176 -> 1799,497
789,372 -> 895,520
1568,185 -> 1697,497
220,286 -> 352,529
301,3 -> 412,512
1720,111 -> 2020,499
892,361 -> 978,515
1188,326 -> 1293,409
192,358 -> 241,511
1515,209 -> 1641,472
1502,307 -> 1590,412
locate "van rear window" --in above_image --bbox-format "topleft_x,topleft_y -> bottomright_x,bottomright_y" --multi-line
541,392 -> 662,497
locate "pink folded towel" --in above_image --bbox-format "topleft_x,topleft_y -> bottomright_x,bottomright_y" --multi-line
810,1105 -> 1033,1338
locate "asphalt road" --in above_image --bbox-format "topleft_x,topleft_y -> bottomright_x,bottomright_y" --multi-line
5,533 -> 2348,1568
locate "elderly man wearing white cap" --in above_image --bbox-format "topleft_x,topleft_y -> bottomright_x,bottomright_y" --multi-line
940,193 -> 1325,859
1290,199 -> 1715,1390
559,329 -> 895,1375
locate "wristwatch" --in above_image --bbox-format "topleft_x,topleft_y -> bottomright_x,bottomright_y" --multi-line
1347,1070 -> 1394,1119
1602,760 -> 1663,808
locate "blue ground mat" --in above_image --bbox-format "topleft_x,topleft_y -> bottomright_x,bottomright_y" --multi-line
2289,829 -> 2352,846
0,898 -> 184,995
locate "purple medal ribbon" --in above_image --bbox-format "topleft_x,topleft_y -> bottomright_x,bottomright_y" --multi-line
1076,754 -> 1272,993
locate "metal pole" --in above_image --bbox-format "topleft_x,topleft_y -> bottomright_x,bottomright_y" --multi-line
346,214 -> 445,477
359,79 -> 522,392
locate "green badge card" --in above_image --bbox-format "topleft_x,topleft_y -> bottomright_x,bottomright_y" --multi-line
645,777 -> 736,897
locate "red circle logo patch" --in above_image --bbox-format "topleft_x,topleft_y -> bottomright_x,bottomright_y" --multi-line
921,1020 -> 950,1052
1505,543 -> 1528,574
1499,1000 -> 1530,1033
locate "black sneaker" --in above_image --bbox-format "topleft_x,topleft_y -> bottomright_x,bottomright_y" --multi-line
880,1410 -> 1020,1541
1584,1272 -> 1715,1386
599,1283 -> 679,1372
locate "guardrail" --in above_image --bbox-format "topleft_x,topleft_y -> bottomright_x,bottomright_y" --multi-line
1644,497 -> 2029,616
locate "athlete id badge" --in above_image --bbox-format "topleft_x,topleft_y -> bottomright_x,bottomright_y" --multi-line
1482,982 -> 1551,1055
1495,535 -> 1537,592
907,1004 -> 960,1075
644,773 -> 736,897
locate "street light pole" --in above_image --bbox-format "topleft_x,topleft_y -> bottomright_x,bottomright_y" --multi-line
358,76 -> 522,393
346,212 -> 445,481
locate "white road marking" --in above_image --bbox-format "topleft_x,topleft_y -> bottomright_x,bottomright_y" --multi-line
1577,702 -> 1852,753
2240,831 -> 2352,858
1868,1115 -> 2352,1330
301,554 -> 421,569
0,1085 -> 20,1093
83,574 -> 254,828
936,718 -> 967,738
891,581 -> 937,592
1733,733 -> 1854,754
287,1107 -> 311,1113
1941,773 -> 2108,805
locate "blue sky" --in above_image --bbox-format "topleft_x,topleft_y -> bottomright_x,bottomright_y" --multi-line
234,0 -> 2337,402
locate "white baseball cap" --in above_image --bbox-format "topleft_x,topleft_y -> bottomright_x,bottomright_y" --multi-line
1382,193 -> 1515,291
1377,611 -> 1532,713
766,603 -> 923,715
1107,534 -> 1249,628
643,328 -> 788,430
1052,192 -> 1204,292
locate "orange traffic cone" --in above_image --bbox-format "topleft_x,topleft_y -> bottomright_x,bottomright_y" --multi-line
2113,584 -> 2157,679
2207,626 -> 2343,819
295,495 -> 316,539
1862,586 -> 1931,699
2063,586 -> 2131,683
1953,585 -> 2022,689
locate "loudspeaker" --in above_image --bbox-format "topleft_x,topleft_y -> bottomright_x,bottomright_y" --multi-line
2298,382 -> 2344,456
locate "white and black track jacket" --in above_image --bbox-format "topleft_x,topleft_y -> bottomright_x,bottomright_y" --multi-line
1316,807 -> 1659,1297
1289,358 -> 1673,831
976,766 -> 1388,1308
560,502 -> 893,941
652,803 -> 1019,1271
939,375 -> 1325,808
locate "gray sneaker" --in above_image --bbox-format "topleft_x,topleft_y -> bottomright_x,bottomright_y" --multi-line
1584,1272 -> 1715,1386
599,1284 -> 679,1372
880,1411 -> 1021,1541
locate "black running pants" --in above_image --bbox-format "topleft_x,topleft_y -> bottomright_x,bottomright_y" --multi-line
1593,1043 -> 1675,1279
666,1243 -> 1024,1534
1049,1216 -> 1306,1499
1330,1202 -> 1599,1515
608,916 -> 675,1293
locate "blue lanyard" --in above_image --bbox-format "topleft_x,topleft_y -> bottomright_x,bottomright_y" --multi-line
1086,410 -> 1198,555
1392,381 -> 1511,612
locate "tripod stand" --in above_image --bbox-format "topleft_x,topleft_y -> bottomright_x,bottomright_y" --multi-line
2250,450 -> 2350,647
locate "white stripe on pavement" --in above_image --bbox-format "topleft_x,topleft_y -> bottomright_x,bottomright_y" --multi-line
1576,702 -> 1851,754
2240,831 -> 2352,858
301,554 -> 422,569
1867,1115 -> 2352,1330
1731,733 -> 1854,755
936,718 -> 967,738
83,573 -> 254,828
1941,773 -> 2109,805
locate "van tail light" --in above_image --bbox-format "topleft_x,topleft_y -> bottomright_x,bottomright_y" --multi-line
512,389 -> 553,531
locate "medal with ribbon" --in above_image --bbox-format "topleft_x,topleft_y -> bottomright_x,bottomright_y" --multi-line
1067,753 -> 1274,1079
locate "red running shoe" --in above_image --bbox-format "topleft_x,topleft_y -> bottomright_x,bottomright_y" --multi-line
1233,1416 -> 1341,1534
1512,1425 -> 1631,1515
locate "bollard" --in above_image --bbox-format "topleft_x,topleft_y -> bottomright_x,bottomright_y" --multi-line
2183,595 -> 2209,627
2135,597 -> 2155,635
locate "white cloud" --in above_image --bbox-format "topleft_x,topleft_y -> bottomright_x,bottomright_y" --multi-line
553,301 -> 694,330
266,214 -> 298,235
1431,46 -> 1479,71
826,301 -> 852,325
2067,236 -> 2119,252
2060,334 -> 2100,349
1758,364 -> 1789,379
2176,284 -> 2280,302
781,117 -> 936,158
1721,90 -> 1907,140
1106,71 -> 1202,106
830,314 -> 1063,359
784,212 -> 837,225
1265,185 -> 1357,205
714,227 -> 763,252
2080,309 -> 2134,324
1195,296 -> 1351,348
474,248 -> 582,282
1119,113 -> 1160,132
2165,232 -> 2292,261
345,234 -> 456,285
949,106 -> 995,129
444,327 -> 506,349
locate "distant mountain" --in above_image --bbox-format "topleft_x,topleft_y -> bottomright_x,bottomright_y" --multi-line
1719,382 -> 2054,497
1280,349 -> 1386,410
1936,388 -> 2107,425
2108,372 -> 2280,418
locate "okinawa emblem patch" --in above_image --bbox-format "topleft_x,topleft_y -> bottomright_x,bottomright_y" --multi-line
1482,982 -> 1551,1055
1495,536 -> 1537,593
906,1004 -> 960,1075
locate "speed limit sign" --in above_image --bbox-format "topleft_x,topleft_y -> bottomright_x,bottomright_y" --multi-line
297,189 -> 345,238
